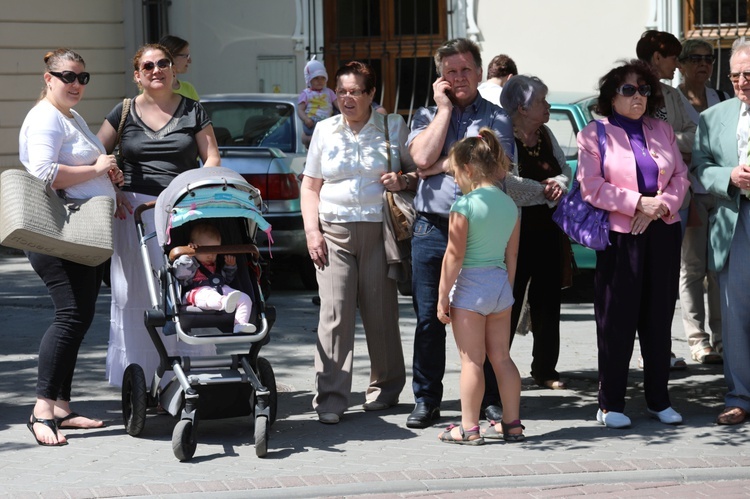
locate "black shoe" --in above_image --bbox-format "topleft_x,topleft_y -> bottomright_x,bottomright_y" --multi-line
406,402 -> 440,428
483,404 -> 503,422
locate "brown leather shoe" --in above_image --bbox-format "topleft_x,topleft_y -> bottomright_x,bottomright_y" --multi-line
717,406 -> 747,425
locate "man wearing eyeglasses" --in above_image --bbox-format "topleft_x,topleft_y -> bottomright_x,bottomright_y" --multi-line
405,38 -> 515,429
693,37 -> 750,426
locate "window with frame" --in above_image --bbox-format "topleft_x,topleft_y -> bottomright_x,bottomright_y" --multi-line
683,0 -> 750,95
322,0 -> 447,122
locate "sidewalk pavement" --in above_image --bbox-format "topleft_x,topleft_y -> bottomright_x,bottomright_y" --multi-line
1,252 -> 749,498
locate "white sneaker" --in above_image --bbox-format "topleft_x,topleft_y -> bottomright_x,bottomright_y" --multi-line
223,291 -> 240,313
596,409 -> 631,428
233,323 -> 257,334
648,407 -> 682,425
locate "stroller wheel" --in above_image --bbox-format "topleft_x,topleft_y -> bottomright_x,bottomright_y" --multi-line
256,357 -> 278,425
172,419 -> 197,461
122,364 -> 147,436
254,415 -> 268,458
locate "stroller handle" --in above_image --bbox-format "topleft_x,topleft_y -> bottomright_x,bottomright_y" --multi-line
169,244 -> 260,263
134,200 -> 156,224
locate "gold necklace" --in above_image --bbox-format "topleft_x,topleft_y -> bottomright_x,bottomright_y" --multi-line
514,126 -> 542,157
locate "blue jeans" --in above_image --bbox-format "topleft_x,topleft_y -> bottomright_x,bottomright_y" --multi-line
411,214 -> 500,407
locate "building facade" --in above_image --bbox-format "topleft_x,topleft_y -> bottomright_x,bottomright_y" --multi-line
0,0 -> 745,170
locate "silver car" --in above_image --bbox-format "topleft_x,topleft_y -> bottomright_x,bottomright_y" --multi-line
200,93 -> 315,289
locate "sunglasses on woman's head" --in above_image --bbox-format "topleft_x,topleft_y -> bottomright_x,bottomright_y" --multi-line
49,70 -> 90,85
140,58 -> 172,72
616,84 -> 651,97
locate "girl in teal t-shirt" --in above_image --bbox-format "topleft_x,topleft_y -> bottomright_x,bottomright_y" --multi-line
436,127 -> 523,445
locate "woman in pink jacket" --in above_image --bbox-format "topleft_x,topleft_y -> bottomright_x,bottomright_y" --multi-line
577,60 -> 689,429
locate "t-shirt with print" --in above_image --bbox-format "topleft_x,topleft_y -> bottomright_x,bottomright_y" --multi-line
298,87 -> 337,121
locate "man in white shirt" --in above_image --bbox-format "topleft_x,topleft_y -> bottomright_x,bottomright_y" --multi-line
477,54 -> 517,108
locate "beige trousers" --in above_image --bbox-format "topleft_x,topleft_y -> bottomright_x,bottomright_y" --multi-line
679,193 -> 722,354
312,220 -> 406,416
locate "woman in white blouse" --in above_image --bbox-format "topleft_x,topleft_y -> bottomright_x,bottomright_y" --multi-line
18,48 -> 123,446
301,61 -> 417,424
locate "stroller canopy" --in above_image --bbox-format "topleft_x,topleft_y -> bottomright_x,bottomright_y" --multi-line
154,167 -> 270,247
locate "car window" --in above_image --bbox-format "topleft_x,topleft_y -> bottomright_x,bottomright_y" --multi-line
548,109 -> 578,160
202,102 -> 296,152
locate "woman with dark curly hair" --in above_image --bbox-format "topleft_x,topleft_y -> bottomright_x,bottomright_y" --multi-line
577,60 -> 689,429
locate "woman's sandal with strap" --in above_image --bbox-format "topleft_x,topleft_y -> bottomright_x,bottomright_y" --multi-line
27,414 -> 68,447
483,419 -> 526,442
501,419 -> 526,442
437,424 -> 485,445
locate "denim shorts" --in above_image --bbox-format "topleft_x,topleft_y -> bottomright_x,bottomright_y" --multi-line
449,266 -> 514,316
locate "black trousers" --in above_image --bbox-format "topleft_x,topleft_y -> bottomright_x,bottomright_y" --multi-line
26,252 -> 103,401
594,221 -> 681,413
509,228 -> 563,384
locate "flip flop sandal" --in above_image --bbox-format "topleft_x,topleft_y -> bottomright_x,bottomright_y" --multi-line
438,424 -> 485,445
27,415 -> 67,447
56,412 -> 106,429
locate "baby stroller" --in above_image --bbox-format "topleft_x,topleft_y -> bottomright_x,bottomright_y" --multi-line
120,167 -> 277,460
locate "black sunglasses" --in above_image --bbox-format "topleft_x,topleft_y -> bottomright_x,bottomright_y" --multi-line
616,84 -> 651,97
140,58 -> 172,72
684,54 -> 716,64
49,70 -> 90,85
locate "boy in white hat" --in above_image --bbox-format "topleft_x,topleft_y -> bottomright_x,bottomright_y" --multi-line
297,59 -> 338,145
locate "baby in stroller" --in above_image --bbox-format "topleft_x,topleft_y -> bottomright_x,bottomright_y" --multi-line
172,222 -> 256,334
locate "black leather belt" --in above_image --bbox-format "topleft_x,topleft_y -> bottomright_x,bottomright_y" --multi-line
417,212 -> 449,230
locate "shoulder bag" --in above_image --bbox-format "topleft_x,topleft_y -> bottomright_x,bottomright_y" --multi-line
383,116 -> 416,242
114,98 -> 131,167
0,169 -> 114,266
551,120 -> 610,251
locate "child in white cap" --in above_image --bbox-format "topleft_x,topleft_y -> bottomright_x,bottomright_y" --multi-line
297,59 -> 338,145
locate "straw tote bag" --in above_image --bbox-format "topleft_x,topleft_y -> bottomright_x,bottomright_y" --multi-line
0,169 -> 114,266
